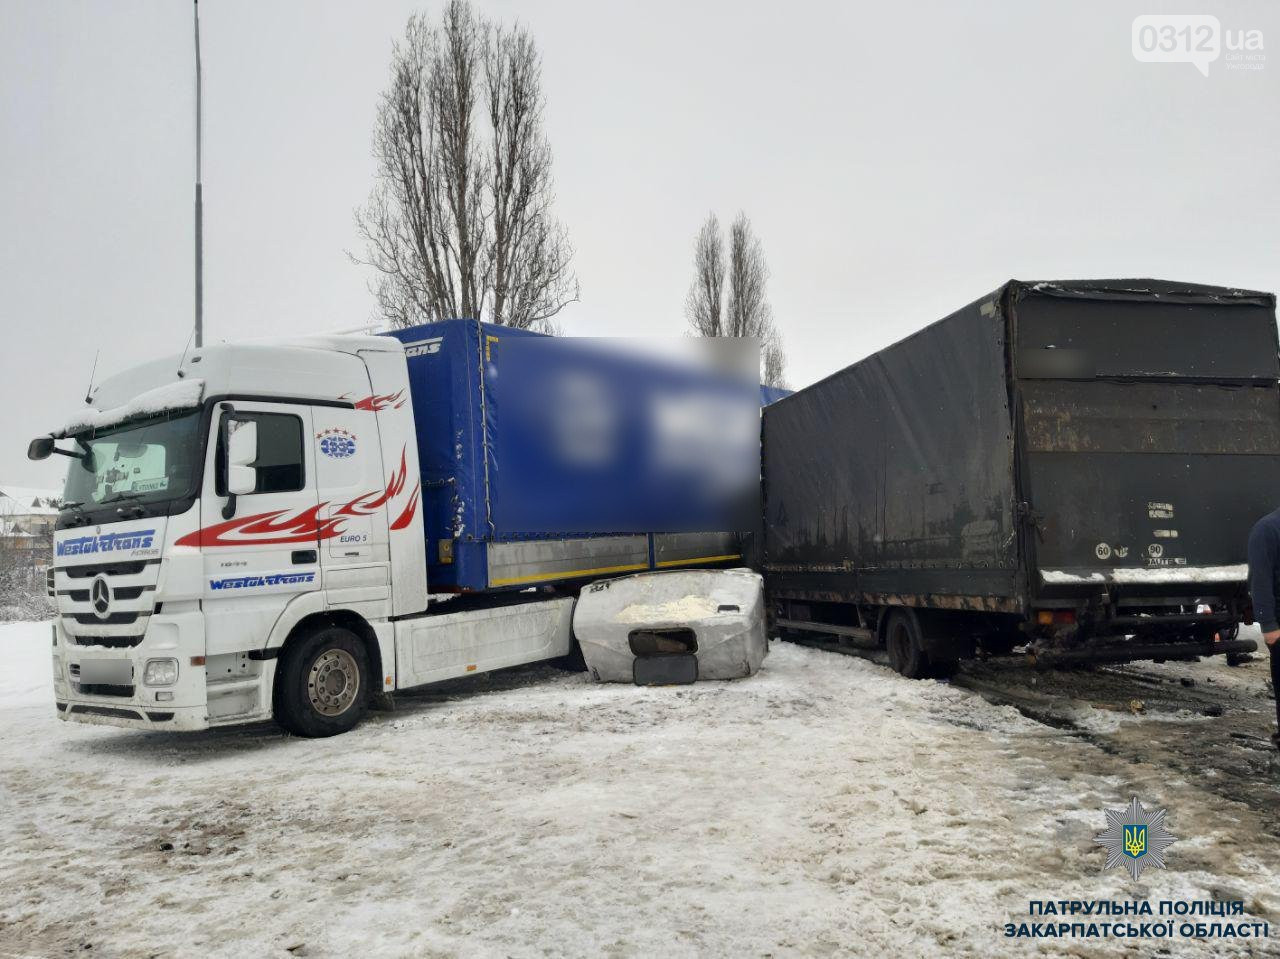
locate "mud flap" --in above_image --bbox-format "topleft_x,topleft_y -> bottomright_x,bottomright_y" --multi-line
633,654 -> 699,686
914,611 -> 977,663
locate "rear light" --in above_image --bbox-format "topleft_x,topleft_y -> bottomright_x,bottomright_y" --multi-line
1036,610 -> 1077,626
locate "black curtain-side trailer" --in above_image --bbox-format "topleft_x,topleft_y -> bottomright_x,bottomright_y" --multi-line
762,280 -> 1277,676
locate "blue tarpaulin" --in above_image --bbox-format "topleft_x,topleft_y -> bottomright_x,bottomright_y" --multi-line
383,320 -> 783,591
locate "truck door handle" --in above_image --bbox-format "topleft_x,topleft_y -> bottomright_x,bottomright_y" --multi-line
291,550 -> 317,565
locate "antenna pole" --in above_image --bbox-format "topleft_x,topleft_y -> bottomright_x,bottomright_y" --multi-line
194,0 -> 204,348
84,350 -> 100,405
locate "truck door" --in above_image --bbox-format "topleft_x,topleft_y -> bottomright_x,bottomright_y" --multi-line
312,406 -> 392,613
199,402 -> 319,657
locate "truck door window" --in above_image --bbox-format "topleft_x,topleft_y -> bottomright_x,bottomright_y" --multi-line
215,412 -> 305,495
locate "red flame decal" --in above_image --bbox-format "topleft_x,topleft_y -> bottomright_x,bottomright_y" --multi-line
390,481 -> 421,530
352,390 -> 406,412
336,450 -> 407,516
175,505 -> 343,548
176,446 -> 419,547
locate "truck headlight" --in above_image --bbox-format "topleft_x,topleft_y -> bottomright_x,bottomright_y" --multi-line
143,658 -> 179,687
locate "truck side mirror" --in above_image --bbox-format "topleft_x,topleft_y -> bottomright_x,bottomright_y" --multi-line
28,436 -> 90,464
228,464 -> 257,496
227,420 -> 258,495
218,410 -> 258,518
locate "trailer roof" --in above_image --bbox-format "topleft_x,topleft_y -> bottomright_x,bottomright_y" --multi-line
1011,278 -> 1275,307
770,278 -> 1278,407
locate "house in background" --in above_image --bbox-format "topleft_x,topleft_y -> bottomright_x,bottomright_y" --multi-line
0,486 -> 61,582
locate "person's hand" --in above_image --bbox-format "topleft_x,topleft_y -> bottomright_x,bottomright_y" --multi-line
1265,629 -> 1280,646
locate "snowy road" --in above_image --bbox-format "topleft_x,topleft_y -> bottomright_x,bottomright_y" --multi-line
2,620 -> 1279,958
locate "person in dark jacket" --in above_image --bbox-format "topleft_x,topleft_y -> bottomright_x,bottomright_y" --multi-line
1247,508 -> 1280,747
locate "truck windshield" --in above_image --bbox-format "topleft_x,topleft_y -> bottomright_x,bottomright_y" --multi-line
62,411 -> 203,514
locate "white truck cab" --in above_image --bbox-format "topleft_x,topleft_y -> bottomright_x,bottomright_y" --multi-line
34,334 -> 576,736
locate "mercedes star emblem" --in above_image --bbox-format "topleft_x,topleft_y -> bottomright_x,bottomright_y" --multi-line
91,575 -> 111,619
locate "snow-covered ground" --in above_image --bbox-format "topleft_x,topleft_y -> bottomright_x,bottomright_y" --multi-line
1,620 -> 1278,958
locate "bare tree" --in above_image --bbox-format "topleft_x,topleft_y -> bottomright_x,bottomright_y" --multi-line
0,510 -> 52,622
762,326 -> 786,390
684,211 -> 787,387
685,214 -> 725,337
355,1 -> 576,331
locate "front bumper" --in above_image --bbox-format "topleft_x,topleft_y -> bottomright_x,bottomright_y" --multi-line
53,610 -> 272,731
56,699 -> 212,731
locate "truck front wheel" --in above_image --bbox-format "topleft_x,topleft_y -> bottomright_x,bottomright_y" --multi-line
274,627 -> 371,737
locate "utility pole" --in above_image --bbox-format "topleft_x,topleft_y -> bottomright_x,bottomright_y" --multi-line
194,0 -> 203,348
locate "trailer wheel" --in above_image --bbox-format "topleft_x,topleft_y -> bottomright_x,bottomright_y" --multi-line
885,609 -> 930,679
274,626 -> 370,738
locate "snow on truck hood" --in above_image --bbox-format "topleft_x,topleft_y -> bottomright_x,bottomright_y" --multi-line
60,379 -> 204,436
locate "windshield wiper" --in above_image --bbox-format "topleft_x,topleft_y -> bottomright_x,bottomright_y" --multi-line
100,491 -> 147,506
59,500 -> 90,526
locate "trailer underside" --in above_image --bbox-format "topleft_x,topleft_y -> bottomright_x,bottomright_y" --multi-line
766,574 -> 1258,670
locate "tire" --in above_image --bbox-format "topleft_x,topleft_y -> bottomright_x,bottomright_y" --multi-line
884,609 -> 930,679
274,626 -> 371,737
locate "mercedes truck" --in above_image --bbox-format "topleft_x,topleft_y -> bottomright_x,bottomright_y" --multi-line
31,320 -> 757,735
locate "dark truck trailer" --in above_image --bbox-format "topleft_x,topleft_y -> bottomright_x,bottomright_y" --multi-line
761,279 -> 1277,675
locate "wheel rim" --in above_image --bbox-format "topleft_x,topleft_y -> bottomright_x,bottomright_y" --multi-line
307,648 -> 360,717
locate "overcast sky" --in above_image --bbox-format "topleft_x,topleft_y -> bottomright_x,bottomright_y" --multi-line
2,0 -> 1277,489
